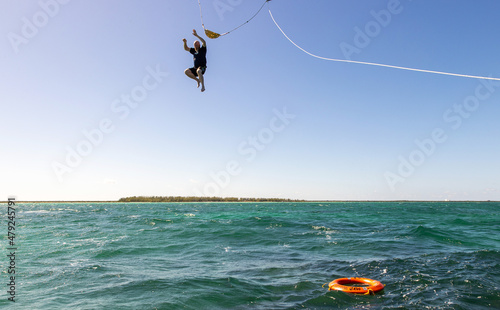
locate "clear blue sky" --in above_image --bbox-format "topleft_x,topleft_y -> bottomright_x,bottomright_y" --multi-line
2,0 -> 499,201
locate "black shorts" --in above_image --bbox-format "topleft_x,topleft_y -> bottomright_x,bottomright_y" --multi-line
189,66 -> 206,77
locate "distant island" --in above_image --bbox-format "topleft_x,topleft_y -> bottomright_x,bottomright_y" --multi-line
1,198 -> 498,203
118,196 -> 305,203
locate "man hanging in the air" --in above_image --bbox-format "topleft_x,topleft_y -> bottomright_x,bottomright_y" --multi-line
183,29 -> 207,92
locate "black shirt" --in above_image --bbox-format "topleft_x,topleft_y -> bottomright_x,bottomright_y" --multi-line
190,45 -> 207,68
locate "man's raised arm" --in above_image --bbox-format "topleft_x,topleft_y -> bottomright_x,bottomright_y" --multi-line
182,38 -> 190,51
192,29 -> 206,47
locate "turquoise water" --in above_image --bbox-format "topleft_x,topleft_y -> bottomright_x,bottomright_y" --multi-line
1,202 -> 499,309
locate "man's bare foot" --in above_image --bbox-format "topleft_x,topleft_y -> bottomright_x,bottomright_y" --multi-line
196,79 -> 200,88
201,86 -> 205,92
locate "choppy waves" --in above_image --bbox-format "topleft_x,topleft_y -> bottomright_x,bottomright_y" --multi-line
2,202 -> 499,309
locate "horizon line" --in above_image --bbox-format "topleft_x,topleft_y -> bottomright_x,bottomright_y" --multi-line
2,199 -> 498,203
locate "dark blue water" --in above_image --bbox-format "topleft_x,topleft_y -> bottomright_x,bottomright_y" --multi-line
1,202 -> 499,309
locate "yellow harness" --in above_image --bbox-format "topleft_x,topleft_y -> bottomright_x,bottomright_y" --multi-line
197,0 -> 271,39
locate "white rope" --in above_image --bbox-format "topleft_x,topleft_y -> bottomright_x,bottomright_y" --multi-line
269,10 -> 500,82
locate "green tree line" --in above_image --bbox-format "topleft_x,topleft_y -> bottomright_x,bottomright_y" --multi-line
118,196 -> 304,203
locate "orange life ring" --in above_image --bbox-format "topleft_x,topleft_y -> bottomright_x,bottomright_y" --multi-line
328,277 -> 384,295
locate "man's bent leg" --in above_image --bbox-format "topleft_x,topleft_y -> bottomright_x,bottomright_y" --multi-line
197,68 -> 205,92
185,68 -> 200,88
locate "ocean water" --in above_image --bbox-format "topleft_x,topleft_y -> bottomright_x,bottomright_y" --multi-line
1,201 -> 499,309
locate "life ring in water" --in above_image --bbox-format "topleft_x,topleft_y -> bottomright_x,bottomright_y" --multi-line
328,277 -> 384,295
